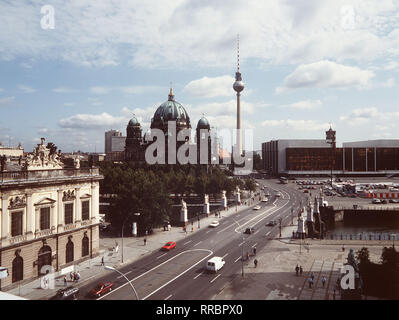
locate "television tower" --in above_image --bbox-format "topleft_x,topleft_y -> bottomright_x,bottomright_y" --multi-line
233,34 -> 244,155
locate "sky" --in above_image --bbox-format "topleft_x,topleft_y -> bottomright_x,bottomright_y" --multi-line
1,0 -> 399,153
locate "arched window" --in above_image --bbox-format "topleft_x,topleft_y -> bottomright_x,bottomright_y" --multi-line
38,245 -> 52,277
82,235 -> 89,257
66,238 -> 74,263
12,255 -> 23,283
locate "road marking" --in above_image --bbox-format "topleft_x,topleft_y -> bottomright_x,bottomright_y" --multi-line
238,241 -> 245,247
254,230 -> 259,235
116,271 -> 132,279
156,253 -> 168,260
194,271 -> 204,280
222,253 -> 228,258
234,256 -> 241,263
164,294 -> 172,300
251,242 -> 258,248
210,274 -> 221,283
183,240 -> 192,245
98,249 -> 214,301
265,231 -> 271,236
193,241 -> 203,247
206,230 -> 212,234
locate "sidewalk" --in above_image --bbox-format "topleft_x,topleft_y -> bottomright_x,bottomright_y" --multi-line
6,199 -> 259,300
214,218 -> 386,300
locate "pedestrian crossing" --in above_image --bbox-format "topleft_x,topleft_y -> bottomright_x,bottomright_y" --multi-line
298,259 -> 344,300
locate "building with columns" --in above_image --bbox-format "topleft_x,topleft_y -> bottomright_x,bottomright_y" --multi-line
0,138 -> 102,290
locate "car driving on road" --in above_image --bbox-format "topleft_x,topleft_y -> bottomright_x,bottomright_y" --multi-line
244,227 -> 255,234
209,220 -> 220,228
89,282 -> 114,298
266,220 -> 277,227
50,286 -> 79,300
161,241 -> 176,251
253,205 -> 261,210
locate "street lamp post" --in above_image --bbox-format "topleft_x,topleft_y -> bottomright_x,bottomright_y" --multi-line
104,265 -> 139,300
291,207 -> 294,226
325,126 -> 336,188
279,218 -> 282,238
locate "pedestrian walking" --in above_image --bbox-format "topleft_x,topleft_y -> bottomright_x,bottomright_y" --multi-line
299,266 -> 303,276
76,271 -> 80,282
144,237 -> 147,246
322,276 -> 327,288
295,264 -> 299,276
73,272 -> 77,282
63,275 -> 67,287
308,277 -> 313,288
69,272 -> 74,282
191,226 -> 194,232
253,247 -> 257,255
254,259 -> 258,268
101,256 -> 104,266
246,251 -> 249,261
342,244 -> 345,252
310,272 -> 314,280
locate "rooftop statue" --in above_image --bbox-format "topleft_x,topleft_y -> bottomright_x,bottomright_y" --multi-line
25,138 -> 64,171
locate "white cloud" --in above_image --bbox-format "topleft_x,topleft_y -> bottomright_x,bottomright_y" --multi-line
261,119 -> 330,131
184,76 -> 235,98
52,87 -> 76,93
90,87 -> 111,95
64,102 -> 75,107
0,96 -> 15,104
2,1 -> 399,68
283,99 -> 322,110
59,113 -> 125,129
18,84 -> 36,93
276,60 -> 375,93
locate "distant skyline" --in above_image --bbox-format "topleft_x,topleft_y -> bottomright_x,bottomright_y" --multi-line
1,1 -> 399,152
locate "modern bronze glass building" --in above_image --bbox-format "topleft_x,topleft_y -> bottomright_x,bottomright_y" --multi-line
262,139 -> 399,176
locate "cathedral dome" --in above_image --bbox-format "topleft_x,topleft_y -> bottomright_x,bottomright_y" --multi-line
197,116 -> 210,130
128,116 -> 140,127
151,88 -> 191,129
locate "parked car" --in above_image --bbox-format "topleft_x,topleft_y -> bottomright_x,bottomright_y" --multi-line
381,199 -> 387,204
51,286 -> 79,300
244,227 -> 255,234
261,198 -> 268,202
253,205 -> 261,210
89,282 -> 114,298
266,220 -> 277,227
161,241 -> 176,251
209,220 -> 220,228
372,199 -> 382,204
389,199 -> 399,203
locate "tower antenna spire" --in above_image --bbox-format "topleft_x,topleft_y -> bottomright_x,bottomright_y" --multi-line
237,34 -> 240,72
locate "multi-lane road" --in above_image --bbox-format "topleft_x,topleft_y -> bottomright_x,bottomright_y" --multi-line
76,179 -> 308,300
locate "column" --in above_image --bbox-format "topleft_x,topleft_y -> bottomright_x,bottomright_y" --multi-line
1,195 -> 8,240
91,183 -> 98,223
26,193 -> 34,240
57,190 -> 63,232
75,187 -> 81,225
51,203 -> 57,231
35,207 -> 40,233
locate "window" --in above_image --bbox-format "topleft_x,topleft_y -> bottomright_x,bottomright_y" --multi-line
82,235 -> 89,257
66,239 -> 74,263
81,201 -> 90,221
64,203 -> 73,225
11,211 -> 23,237
12,256 -> 23,283
40,207 -> 50,230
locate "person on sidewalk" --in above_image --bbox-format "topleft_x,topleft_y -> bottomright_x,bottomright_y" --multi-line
144,237 -> 147,246
253,247 -> 257,256
63,276 -> 67,287
101,256 -> 104,266
70,272 -> 74,282
310,272 -> 314,281
322,276 -> 327,288
342,244 -> 345,252
254,259 -> 258,268
299,266 -> 303,276
308,277 -> 313,288
76,272 -> 81,282
295,265 -> 299,276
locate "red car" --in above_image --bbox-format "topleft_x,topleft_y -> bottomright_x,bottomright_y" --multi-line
90,281 -> 114,298
162,241 -> 176,251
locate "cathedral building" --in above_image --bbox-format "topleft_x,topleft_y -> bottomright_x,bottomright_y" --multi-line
124,88 -> 212,165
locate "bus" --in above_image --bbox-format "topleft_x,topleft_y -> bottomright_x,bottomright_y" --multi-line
279,177 -> 288,184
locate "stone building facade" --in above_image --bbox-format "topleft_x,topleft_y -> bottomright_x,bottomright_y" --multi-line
0,139 -> 102,290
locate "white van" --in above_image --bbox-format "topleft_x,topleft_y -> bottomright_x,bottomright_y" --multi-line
206,257 -> 225,273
